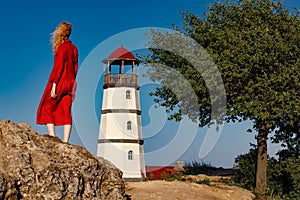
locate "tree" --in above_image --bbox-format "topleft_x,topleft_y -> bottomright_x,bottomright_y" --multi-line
142,0 -> 300,198
234,145 -> 300,198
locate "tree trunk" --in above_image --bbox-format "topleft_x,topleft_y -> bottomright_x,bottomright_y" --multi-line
255,125 -> 268,199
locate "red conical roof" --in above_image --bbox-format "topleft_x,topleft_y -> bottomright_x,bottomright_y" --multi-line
107,44 -> 136,60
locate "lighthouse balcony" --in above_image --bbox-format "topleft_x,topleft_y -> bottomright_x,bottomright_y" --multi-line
104,73 -> 139,88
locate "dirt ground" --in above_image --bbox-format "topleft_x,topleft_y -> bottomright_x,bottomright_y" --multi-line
125,174 -> 255,200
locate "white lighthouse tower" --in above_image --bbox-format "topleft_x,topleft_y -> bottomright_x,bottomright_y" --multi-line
97,45 -> 146,181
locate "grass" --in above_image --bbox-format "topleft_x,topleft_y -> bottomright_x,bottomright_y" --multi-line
184,160 -> 215,175
196,178 -> 211,185
163,173 -> 184,182
219,177 -> 236,186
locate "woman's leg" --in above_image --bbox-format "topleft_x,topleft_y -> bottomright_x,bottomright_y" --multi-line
63,124 -> 72,143
46,123 -> 55,137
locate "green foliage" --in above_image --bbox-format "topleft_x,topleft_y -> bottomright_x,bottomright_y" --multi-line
143,0 -> 300,132
149,173 -> 155,181
233,146 -> 257,190
161,171 -> 167,180
219,177 -> 236,186
267,157 -> 300,199
141,0 -> 300,195
234,147 -> 300,199
184,160 -> 214,175
163,173 -> 184,182
196,178 -> 211,185
273,131 -> 300,160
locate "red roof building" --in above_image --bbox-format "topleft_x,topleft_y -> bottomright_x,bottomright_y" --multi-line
107,44 -> 136,60
146,163 -> 187,180
102,44 -> 138,66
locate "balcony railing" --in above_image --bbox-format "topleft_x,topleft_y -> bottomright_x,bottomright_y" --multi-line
104,74 -> 139,88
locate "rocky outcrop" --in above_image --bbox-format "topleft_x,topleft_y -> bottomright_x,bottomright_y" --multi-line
0,120 -> 125,200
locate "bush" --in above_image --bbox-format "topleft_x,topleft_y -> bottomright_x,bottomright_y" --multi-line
233,147 -> 300,199
149,173 -> 155,181
267,157 -> 300,199
196,178 -> 211,185
164,173 -> 184,182
233,147 -> 257,190
184,160 -> 214,175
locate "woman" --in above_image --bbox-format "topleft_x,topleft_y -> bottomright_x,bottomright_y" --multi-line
37,22 -> 78,143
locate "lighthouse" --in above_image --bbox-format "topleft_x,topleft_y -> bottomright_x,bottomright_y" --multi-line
97,45 -> 146,181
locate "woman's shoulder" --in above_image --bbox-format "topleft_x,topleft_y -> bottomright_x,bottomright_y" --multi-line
58,40 -> 77,52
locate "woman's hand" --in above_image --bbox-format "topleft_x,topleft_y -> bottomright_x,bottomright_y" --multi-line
50,83 -> 57,98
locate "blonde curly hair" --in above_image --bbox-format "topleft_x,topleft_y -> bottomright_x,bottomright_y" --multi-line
50,22 -> 72,54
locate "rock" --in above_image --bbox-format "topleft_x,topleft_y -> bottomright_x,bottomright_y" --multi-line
0,120 -> 125,200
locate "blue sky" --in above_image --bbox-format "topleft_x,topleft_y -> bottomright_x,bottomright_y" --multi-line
0,0 -> 299,168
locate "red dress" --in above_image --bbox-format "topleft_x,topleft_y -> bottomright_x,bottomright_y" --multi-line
36,39 -> 78,126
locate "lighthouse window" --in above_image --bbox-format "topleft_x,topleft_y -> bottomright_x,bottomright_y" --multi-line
128,150 -> 133,160
127,121 -> 132,130
126,90 -> 131,99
